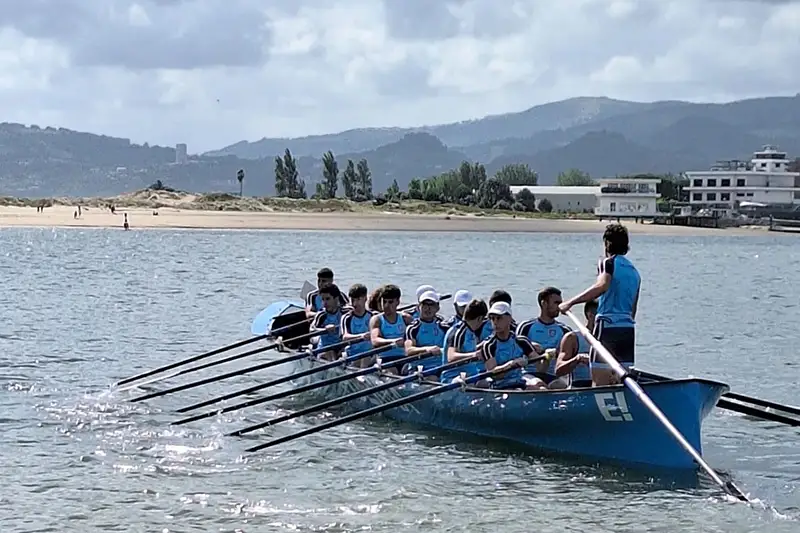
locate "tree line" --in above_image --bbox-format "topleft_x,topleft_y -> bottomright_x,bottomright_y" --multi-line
234,148 -> 689,213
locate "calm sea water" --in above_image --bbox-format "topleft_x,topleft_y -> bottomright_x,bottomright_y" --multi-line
1,227 -> 799,533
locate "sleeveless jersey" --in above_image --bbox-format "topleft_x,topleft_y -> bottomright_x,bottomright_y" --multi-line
597,255 -> 640,328
440,319 -> 491,382
312,308 -> 344,349
405,318 -> 448,370
341,309 -> 375,356
479,332 -> 537,382
569,332 -> 592,384
516,318 -> 571,375
306,289 -> 350,314
377,313 -> 406,360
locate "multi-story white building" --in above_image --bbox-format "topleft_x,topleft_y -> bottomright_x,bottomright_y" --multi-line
684,145 -> 800,211
593,177 -> 661,217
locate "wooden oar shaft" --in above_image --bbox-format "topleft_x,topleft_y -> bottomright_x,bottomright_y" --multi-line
243,359 -> 531,453
174,338 -> 374,414
564,311 -> 750,503
129,330 -> 323,403
173,344 -> 397,425
114,316 -> 312,387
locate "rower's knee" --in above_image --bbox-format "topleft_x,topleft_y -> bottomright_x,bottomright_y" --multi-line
547,377 -> 569,390
523,376 -> 548,390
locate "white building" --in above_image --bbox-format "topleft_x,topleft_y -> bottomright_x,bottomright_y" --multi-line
509,185 -> 600,212
684,145 -> 800,211
593,177 -> 661,217
175,143 -> 188,164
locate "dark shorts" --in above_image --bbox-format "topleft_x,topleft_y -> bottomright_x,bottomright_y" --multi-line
590,321 -> 635,366
570,379 -> 593,388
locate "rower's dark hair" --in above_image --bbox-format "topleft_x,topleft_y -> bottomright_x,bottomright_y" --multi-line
464,299 -> 488,321
603,223 -> 629,255
537,286 -> 562,305
319,283 -> 341,298
368,285 -> 384,311
489,289 -> 512,306
584,299 -> 598,315
317,267 -> 334,280
381,284 -> 401,300
349,283 -> 368,300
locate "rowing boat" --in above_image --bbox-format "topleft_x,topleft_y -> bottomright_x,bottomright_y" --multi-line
252,298 -> 729,472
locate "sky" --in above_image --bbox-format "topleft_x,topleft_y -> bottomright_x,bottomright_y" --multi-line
1,0 -> 799,153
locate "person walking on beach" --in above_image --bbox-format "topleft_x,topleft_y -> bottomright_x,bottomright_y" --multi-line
123,213 -> 129,230
559,223 -> 640,386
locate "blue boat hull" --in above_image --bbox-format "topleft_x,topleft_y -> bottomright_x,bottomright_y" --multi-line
252,300 -> 729,471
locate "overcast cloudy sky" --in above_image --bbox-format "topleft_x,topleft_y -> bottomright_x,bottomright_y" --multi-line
1,0 -> 798,152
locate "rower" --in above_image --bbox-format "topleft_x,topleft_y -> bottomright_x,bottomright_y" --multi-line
367,285 -> 385,313
487,289 -> 517,333
403,290 -> 448,372
340,284 -> 375,368
480,301 -> 544,390
516,286 -> 572,389
440,289 -> 472,330
555,299 -> 597,388
368,284 -> 412,374
440,298 -> 490,383
560,223 -> 640,386
409,284 -> 436,320
310,283 -> 347,360
305,267 -> 350,318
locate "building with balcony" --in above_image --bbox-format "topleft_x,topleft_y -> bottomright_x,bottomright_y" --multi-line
593,177 -> 661,217
683,145 -> 800,212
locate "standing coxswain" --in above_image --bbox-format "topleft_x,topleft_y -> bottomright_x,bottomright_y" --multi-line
560,223 -> 640,386
305,267 -> 350,318
310,284 -> 348,360
368,284 -> 412,374
340,284 -> 375,368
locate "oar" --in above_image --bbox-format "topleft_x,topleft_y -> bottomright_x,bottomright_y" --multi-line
243,356 -> 545,453
564,311 -> 750,503
175,346 -> 413,426
113,317 -> 312,388
632,370 -> 800,427
230,354 -> 545,438
174,342 -> 395,415
634,369 -> 800,417
129,333 -> 350,403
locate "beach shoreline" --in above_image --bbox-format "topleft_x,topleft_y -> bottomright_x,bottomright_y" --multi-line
0,204 -> 772,236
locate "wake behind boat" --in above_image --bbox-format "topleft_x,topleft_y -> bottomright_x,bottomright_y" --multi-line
253,298 -> 729,471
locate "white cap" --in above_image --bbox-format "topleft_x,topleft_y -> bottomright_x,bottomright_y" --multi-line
488,301 -> 512,316
415,285 -> 436,300
454,290 -> 473,307
418,290 -> 440,304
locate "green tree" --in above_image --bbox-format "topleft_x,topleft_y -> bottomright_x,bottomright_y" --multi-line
274,156 -> 287,196
476,178 -> 514,209
385,179 -> 400,200
514,188 -> 537,212
280,148 -> 305,198
538,198 -> 553,213
236,169 -> 245,197
408,178 -> 423,200
356,158 -> 373,200
321,151 -> 339,199
557,169 -> 593,186
341,159 -> 357,200
495,163 -> 538,186
658,173 -> 689,202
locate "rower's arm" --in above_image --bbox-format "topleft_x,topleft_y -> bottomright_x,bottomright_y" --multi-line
565,259 -> 612,308
340,313 -> 360,342
369,315 -> 395,346
309,311 -> 327,334
404,323 -> 433,357
304,291 -> 318,319
555,332 -> 581,377
446,345 -> 477,362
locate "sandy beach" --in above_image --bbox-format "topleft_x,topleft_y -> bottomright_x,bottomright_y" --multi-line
0,204 -> 772,235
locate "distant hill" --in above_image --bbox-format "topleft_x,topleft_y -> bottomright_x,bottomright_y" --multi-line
2,94 -> 800,197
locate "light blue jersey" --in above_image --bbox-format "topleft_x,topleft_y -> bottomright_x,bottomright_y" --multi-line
312,308 -> 344,349
597,255 -> 641,328
405,318 -> 448,371
377,313 -> 406,360
306,289 -> 350,314
479,333 -> 537,389
516,318 -> 571,375
440,319 -> 491,382
340,309 -> 375,356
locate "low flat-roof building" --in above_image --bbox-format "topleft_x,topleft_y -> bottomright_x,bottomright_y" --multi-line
509,185 -> 600,213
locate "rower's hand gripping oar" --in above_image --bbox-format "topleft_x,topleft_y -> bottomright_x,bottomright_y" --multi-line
129,329 -> 347,403
172,342 -> 398,425
229,353 -> 545,438
112,318 -> 312,388
563,310 -> 751,504
174,339 -> 392,414
243,354 -> 546,452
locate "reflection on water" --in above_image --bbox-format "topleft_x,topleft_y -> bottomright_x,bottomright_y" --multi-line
0,227 -> 799,532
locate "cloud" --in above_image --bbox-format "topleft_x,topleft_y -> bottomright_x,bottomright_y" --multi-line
0,0 -> 798,152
